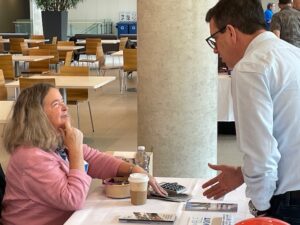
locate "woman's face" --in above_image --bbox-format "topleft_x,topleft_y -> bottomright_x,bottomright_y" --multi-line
43,88 -> 69,130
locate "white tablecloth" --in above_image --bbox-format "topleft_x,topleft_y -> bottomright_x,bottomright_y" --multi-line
218,74 -> 234,121
64,177 -> 251,225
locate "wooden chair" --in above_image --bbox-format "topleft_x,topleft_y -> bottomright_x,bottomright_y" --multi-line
0,55 -> 15,80
22,49 -> 51,74
52,36 -> 58,44
97,45 -> 123,77
9,38 -> 24,54
79,45 -> 123,77
0,69 -> 7,100
122,48 -> 137,92
20,42 -> 30,55
119,37 -> 129,51
59,66 -> 94,132
106,37 -> 128,58
0,36 -> 5,53
85,38 -> 101,56
29,34 -> 46,47
64,51 -> 73,66
19,77 -> 55,91
30,34 -> 45,39
57,41 -> 75,61
78,44 -> 102,68
39,44 -> 59,71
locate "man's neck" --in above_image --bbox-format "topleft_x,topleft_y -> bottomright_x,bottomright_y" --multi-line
237,29 -> 265,60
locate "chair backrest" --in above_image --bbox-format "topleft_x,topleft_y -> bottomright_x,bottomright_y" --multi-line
123,48 -> 137,72
235,217 -> 290,225
20,42 -> 29,55
9,38 -> 24,54
85,38 -> 101,55
64,51 -> 73,66
0,36 -> 4,53
57,41 -> 75,61
96,45 -> 106,67
28,49 -> 51,72
60,66 -> 89,102
52,36 -> 58,44
119,37 -> 129,51
0,69 -> 7,100
19,77 -> 56,91
0,54 -> 14,80
30,34 -> 45,39
57,41 -> 74,46
39,44 -> 59,64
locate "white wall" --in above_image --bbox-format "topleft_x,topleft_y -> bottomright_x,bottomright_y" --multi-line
30,0 -> 136,35
69,0 -> 137,34
261,0 -> 279,12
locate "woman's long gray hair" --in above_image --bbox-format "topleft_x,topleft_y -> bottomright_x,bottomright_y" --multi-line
3,83 -> 63,153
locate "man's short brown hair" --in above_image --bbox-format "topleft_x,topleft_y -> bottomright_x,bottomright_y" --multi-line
205,0 -> 266,34
279,0 -> 292,4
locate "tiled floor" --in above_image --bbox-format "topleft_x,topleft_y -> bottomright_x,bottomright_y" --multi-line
0,64 -> 243,175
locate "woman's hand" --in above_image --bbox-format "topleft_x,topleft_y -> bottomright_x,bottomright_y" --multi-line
148,175 -> 168,197
59,120 -> 84,171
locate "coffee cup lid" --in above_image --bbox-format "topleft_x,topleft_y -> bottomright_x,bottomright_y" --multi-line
128,173 -> 149,183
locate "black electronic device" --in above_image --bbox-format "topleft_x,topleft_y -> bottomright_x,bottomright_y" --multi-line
160,182 -> 186,195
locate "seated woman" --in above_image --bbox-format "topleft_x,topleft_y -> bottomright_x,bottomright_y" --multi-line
1,83 -> 166,225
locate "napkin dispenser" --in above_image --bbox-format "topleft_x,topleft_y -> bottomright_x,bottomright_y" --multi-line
103,177 -> 130,199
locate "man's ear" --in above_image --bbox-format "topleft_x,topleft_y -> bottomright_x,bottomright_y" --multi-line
226,25 -> 238,45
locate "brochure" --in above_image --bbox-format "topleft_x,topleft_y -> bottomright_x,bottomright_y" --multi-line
185,202 -> 238,212
187,214 -> 234,225
119,212 -> 176,224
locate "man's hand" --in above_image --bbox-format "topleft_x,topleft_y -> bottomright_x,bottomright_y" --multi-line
202,163 -> 244,199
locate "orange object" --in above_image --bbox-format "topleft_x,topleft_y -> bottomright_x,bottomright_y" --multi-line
235,217 -> 290,225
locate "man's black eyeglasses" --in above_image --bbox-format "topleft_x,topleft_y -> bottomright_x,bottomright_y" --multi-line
205,26 -> 227,49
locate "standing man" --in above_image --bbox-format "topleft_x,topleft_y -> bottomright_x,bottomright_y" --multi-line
203,0 -> 300,224
270,0 -> 300,47
264,3 -> 275,30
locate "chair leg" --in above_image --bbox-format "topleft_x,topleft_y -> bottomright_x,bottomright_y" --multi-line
123,71 -> 127,91
87,101 -> 95,132
76,103 -> 80,130
119,70 -> 124,92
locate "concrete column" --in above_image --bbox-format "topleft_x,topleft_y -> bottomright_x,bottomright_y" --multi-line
137,0 -> 218,178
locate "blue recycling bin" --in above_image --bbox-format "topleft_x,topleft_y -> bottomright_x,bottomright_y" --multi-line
128,22 -> 137,34
116,22 -> 129,37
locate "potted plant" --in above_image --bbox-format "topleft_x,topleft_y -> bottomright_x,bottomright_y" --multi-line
34,0 -> 83,41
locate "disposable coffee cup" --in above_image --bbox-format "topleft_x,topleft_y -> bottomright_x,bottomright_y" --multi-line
128,173 -> 149,205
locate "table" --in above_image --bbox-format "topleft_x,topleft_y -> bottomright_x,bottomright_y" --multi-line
64,177 -> 251,225
5,75 -> 116,102
0,39 -> 49,44
57,46 -> 84,51
12,55 -> 54,77
76,39 -> 120,45
111,50 -> 123,57
0,101 -> 14,123
218,74 -> 234,122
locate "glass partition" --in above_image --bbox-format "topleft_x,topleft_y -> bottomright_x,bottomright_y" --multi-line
68,20 -> 113,36
13,19 -> 32,34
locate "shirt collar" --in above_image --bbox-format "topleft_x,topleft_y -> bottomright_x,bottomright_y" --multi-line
244,31 -> 277,56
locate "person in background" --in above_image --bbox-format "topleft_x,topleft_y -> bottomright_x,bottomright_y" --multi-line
293,0 -> 300,10
203,0 -> 300,224
270,0 -> 300,47
1,83 -> 167,225
264,3 -> 275,30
